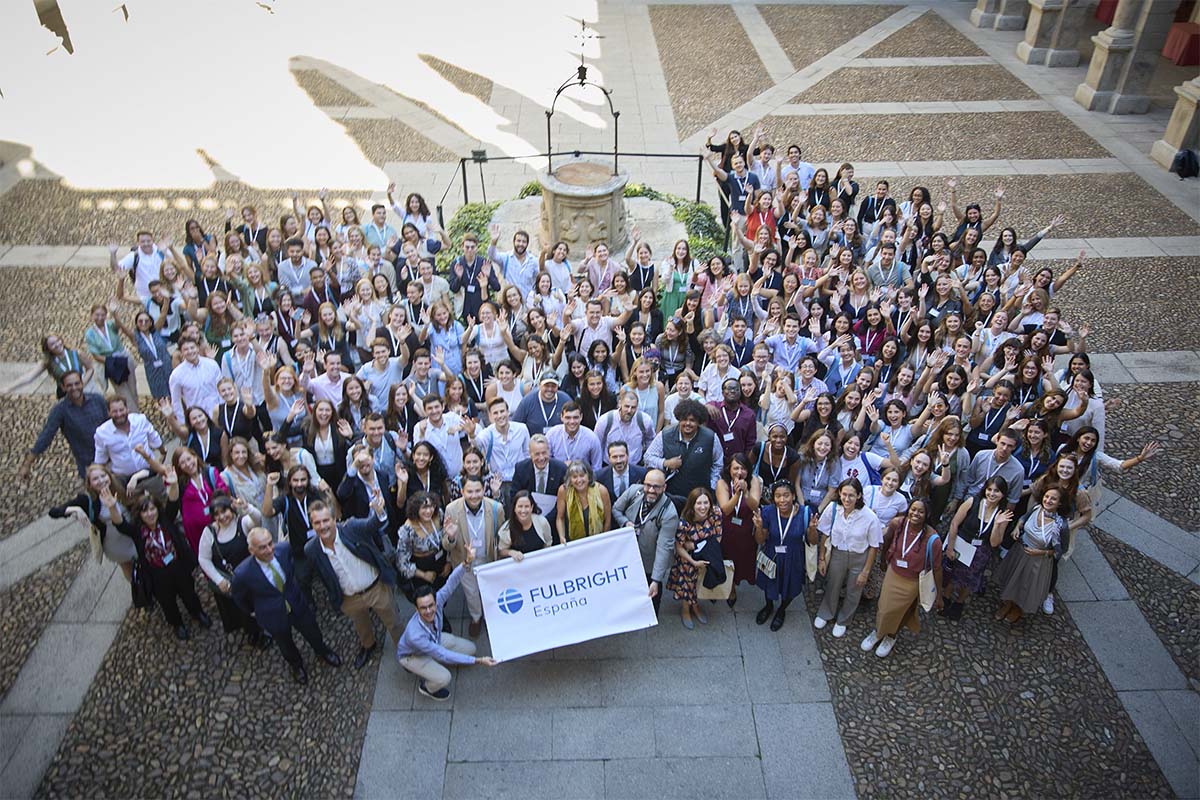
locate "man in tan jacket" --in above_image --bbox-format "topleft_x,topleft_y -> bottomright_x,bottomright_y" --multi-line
442,474 -> 505,637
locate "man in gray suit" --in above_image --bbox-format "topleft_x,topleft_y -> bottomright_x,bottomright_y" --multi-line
611,468 -> 677,615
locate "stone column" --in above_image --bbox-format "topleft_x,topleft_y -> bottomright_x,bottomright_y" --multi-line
970,0 -> 1001,28
1074,0 -> 1181,114
993,0 -> 1031,30
1018,0 -> 1096,66
1151,78 -> 1200,169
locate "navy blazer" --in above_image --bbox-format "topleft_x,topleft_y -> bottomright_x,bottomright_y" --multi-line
231,541 -> 311,636
304,516 -> 398,608
597,464 -> 647,504
336,469 -> 396,525
509,457 -> 567,507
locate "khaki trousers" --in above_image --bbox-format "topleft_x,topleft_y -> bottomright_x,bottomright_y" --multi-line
818,548 -> 869,625
399,634 -> 476,691
340,582 -> 402,649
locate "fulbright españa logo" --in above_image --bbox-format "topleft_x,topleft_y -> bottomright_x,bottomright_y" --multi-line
497,588 -> 524,614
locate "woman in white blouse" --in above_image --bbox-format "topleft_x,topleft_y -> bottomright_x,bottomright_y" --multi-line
815,478 -> 883,638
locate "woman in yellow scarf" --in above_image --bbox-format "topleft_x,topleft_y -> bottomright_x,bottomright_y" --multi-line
556,461 -> 612,542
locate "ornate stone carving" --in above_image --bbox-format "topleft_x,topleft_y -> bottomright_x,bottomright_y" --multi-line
538,161 -> 630,259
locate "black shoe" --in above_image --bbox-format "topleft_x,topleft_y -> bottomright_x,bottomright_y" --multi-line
354,644 -> 376,669
417,681 -> 450,701
769,608 -> 787,632
755,602 -> 775,625
194,611 -> 212,629
726,590 -> 738,609
291,663 -> 308,685
321,650 -> 342,668
948,601 -> 965,621
174,625 -> 190,641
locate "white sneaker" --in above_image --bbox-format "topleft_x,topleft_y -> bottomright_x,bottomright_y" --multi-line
1042,595 -> 1054,615
813,616 -> 828,630
875,636 -> 896,658
832,623 -> 847,638
860,630 -> 880,651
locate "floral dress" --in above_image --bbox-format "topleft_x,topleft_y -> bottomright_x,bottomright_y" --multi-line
667,514 -> 723,603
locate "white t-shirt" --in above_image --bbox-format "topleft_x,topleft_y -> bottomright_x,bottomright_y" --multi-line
119,247 -> 165,300
837,452 -> 884,486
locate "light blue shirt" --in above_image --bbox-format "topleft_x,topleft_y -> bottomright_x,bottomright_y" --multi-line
489,247 -> 539,299
396,565 -> 475,665
356,357 -> 406,413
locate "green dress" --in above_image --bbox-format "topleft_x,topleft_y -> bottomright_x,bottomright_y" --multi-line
660,261 -> 694,322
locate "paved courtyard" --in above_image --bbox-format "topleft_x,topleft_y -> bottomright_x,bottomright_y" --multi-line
1,1 -> 1198,798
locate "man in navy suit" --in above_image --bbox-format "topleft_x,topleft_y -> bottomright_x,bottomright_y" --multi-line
306,497 -> 402,669
233,527 -> 342,685
336,446 -> 397,534
509,434 -> 567,537
596,441 -> 647,503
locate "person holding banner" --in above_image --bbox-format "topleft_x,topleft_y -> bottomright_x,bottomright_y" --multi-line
443,475 -> 505,638
611,468 -> 678,615
668,487 -> 723,629
497,491 -> 554,558
752,481 -> 814,631
860,499 -> 944,659
396,543 -> 498,702
556,461 -> 612,542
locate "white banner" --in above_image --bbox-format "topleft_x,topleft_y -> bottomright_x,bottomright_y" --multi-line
473,527 -> 659,661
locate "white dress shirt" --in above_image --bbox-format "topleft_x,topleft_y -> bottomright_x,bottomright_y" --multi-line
94,413 -> 163,475
817,504 -> 883,553
169,357 -> 222,419
320,532 -> 379,595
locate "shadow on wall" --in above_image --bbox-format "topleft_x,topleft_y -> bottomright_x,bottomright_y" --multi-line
3,0 -> 612,189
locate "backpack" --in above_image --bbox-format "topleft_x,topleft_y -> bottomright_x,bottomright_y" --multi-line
1170,148 -> 1199,180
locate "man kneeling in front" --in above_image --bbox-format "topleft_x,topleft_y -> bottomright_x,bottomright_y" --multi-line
396,542 -> 498,701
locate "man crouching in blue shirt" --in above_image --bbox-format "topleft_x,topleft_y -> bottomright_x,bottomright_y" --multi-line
396,539 -> 498,701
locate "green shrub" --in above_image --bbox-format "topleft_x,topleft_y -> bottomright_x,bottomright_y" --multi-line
624,184 -> 724,261
437,200 -> 500,272
517,181 -> 543,198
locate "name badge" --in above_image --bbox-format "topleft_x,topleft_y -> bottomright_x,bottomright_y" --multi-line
162,551 -> 175,565
467,285 -> 476,292
221,339 -> 232,347
152,360 -> 163,368
731,516 -> 743,526
970,539 -> 983,547
896,558 -> 908,568
775,545 -> 787,554
722,432 -> 734,442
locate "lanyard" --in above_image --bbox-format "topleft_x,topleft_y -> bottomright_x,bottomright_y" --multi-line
775,507 -> 796,544
899,521 -> 921,560
984,406 -> 1005,432
465,506 -> 485,544
637,262 -> 653,287
863,330 -> 880,353
985,454 -> 1005,481
202,277 -> 221,298
139,332 -> 158,356
192,474 -> 211,505
292,495 -> 310,530
464,372 -> 484,400
811,462 -> 826,491
150,525 -> 168,552
721,406 -> 741,433
763,445 -> 786,482
978,503 -> 1000,534
539,399 -> 559,425
277,310 -> 294,340
92,323 -> 115,349
193,430 -> 211,463
222,401 -> 241,435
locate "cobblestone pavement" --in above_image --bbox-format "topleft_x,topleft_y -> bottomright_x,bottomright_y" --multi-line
756,111 -> 1111,162
37,582 -> 379,799
1100,382 -> 1200,532
796,64 -> 1039,104
861,10 -> 986,58
1,397 -> 80,540
803,588 -> 1174,799
1093,529 -> 1200,688
0,542 -> 86,696
4,1 -> 1199,798
650,5 -> 772,139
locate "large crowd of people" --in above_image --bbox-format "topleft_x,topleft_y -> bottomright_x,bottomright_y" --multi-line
20,132 -> 1162,698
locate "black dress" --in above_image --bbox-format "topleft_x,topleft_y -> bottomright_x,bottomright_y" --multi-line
217,401 -> 265,449
205,519 -> 262,638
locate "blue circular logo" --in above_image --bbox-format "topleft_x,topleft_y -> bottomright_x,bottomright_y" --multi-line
497,588 -> 524,614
